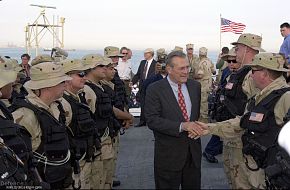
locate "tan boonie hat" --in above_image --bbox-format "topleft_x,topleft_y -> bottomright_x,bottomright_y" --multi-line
173,46 -> 183,52
31,54 -> 54,66
0,57 -> 17,88
156,48 -> 166,55
61,59 -> 91,74
199,47 -> 208,55
249,53 -> 289,72
82,54 -> 111,69
104,46 -> 124,57
3,57 -> 22,72
231,33 -> 265,52
24,62 -> 72,90
186,44 -> 194,49
144,48 -> 154,53
222,48 -> 236,59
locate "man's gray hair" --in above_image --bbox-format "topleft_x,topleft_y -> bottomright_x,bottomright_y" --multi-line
166,51 -> 186,67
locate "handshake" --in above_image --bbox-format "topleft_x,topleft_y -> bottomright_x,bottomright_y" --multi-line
181,121 -> 210,139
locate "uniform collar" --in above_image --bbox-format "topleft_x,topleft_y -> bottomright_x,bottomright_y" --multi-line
255,76 -> 289,104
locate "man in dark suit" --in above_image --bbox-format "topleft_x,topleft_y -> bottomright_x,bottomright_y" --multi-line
132,48 -> 157,127
145,51 -> 204,189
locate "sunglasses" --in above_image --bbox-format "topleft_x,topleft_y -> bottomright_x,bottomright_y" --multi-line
78,71 -> 86,78
251,69 -> 263,74
187,48 -> 193,50
228,60 -> 237,63
122,52 -> 128,55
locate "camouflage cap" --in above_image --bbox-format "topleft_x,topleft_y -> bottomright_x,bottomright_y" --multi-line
222,47 -> 236,59
144,48 -> 154,53
172,46 -> 183,52
186,44 -> 194,49
0,56 -> 17,88
156,48 -> 166,55
231,33 -> 265,52
24,62 -> 72,90
199,47 -> 208,55
249,53 -> 289,72
82,54 -> 111,69
31,54 -> 54,66
61,59 -> 91,73
104,46 -> 124,57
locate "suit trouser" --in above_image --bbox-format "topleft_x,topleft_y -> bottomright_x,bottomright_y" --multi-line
154,153 -> 201,189
204,135 -> 223,156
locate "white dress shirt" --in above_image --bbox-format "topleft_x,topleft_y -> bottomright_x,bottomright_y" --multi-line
117,58 -> 132,80
145,58 -> 154,79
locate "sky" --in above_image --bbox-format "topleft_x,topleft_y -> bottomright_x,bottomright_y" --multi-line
0,0 -> 288,52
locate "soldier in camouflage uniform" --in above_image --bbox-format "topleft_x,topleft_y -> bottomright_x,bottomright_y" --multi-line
194,33 -> 267,189
195,47 -> 216,122
186,43 -> 199,79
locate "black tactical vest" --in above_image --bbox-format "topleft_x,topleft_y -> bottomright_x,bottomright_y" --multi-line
0,101 -> 32,167
63,93 -> 97,159
10,99 -> 71,185
112,72 -> 127,110
102,84 -> 122,134
240,87 -> 290,169
0,141 -> 27,187
85,82 -> 113,134
223,66 -> 252,116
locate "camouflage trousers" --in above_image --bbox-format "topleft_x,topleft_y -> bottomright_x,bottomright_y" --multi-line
90,155 -> 104,189
199,90 -> 209,122
223,144 -> 266,189
101,135 -> 115,189
112,134 -> 120,180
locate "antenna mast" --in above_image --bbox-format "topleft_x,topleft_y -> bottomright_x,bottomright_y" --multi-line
25,4 -> 65,56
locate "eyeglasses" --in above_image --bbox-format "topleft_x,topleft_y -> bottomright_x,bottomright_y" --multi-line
187,48 -> 193,50
78,71 -> 86,78
122,52 -> 128,55
251,69 -> 263,74
228,60 -> 237,63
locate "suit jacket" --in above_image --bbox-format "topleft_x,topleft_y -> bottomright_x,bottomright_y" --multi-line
132,59 -> 157,86
145,78 -> 201,171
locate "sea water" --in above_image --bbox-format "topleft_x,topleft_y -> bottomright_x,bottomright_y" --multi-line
0,47 -> 219,74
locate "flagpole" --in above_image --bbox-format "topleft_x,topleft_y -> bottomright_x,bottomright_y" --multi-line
219,14 -> 222,50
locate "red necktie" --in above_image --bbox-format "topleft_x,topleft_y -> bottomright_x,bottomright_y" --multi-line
178,84 -> 189,121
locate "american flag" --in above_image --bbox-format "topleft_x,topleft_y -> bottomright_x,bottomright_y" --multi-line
221,18 -> 246,34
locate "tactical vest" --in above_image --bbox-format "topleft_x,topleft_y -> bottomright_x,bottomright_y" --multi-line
240,87 -> 290,169
0,141 -> 27,187
63,93 -> 98,159
0,101 -> 32,167
102,84 -> 122,135
112,72 -> 127,110
10,99 -> 71,185
223,66 -> 252,116
265,146 -> 290,189
211,86 -> 236,122
85,82 -> 113,135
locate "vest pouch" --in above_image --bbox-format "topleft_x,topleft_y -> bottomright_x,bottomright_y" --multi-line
242,133 -> 267,168
46,126 -> 66,143
43,162 -> 72,184
0,120 -> 17,137
74,138 -> 87,159
97,94 -> 112,118
77,118 -> 95,134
